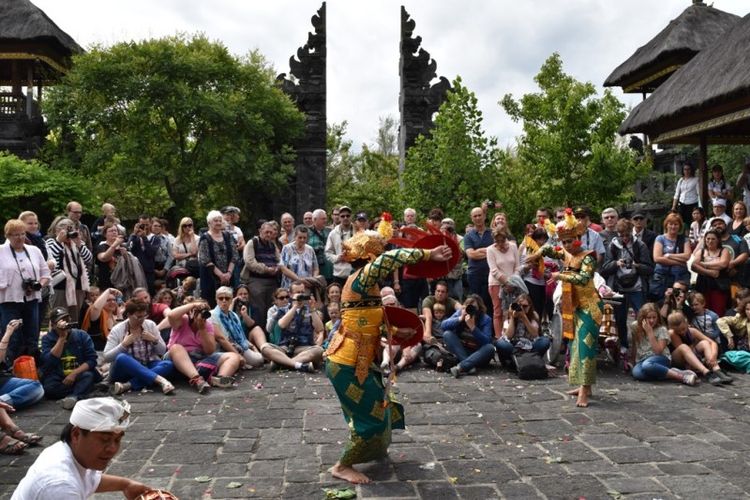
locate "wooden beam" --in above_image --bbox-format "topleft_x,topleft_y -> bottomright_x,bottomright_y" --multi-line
699,136 -> 708,209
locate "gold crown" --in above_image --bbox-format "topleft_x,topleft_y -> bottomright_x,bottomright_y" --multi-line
342,230 -> 386,262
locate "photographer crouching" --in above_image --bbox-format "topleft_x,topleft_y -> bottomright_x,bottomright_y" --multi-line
260,281 -> 324,372
441,295 -> 496,378
0,219 -> 51,364
493,293 -> 550,367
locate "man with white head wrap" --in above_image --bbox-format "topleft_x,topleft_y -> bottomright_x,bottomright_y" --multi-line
13,397 -> 154,499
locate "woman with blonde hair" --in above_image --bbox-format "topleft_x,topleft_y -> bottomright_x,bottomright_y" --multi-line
172,217 -> 200,277
630,304 -> 696,385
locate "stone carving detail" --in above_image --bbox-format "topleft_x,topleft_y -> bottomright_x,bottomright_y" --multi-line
398,6 -> 451,171
277,2 -> 327,219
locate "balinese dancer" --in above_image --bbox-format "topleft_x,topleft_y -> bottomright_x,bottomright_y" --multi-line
531,208 -> 601,407
325,215 -> 452,484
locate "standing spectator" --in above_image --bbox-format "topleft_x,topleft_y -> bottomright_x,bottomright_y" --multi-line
149,218 -> 173,285
66,201 -> 92,252
221,206 -> 245,284
464,207 -> 494,320
710,198 -> 732,226
438,218 -> 464,300
442,295 -> 495,378
330,207 -> 341,228
325,205 -> 354,286
486,226 -> 519,337
172,217 -> 200,278
353,212 -> 369,233
47,218 -> 93,323
599,208 -> 619,249
691,229 -> 731,317
280,225 -> 319,290
709,217 -> 749,291
41,308 -> 100,409
736,157 -> 750,208
574,206 -> 605,265
600,218 -> 654,361
688,207 -> 706,248
403,208 -> 417,227
0,220 -> 50,363
519,227 -> 555,321
279,213 -> 295,246
308,209 -> 332,283
96,223 -> 126,291
303,211 -> 314,227
672,162 -> 701,228
128,221 -> 157,295
198,210 -> 240,308
90,203 -> 117,247
241,222 -> 281,330
398,208 -> 430,312
729,201 -> 748,237
708,164 -> 732,205
631,211 -> 656,253
650,213 -> 691,301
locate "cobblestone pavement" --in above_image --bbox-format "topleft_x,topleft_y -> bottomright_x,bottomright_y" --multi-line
1,362 -> 749,500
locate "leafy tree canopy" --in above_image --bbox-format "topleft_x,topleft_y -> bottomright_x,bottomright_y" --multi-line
43,34 -> 304,223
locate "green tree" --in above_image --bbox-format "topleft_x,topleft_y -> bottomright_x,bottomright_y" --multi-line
402,77 -> 502,226
326,120 -> 401,217
500,53 -> 649,227
0,153 -> 93,224
43,34 -> 304,222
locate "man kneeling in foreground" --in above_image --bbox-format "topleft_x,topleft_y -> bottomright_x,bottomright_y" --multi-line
13,397 -> 154,499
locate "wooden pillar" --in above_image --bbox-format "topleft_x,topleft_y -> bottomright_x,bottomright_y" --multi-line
11,61 -> 21,114
26,65 -> 34,118
699,136 -> 708,209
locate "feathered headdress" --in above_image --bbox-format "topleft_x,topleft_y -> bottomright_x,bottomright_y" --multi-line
556,208 -> 585,240
342,212 -> 393,262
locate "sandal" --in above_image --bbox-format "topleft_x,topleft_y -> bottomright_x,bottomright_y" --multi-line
0,432 -> 28,455
210,376 -> 234,388
8,426 -> 43,446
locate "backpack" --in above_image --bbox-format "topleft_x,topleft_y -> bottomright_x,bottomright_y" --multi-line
513,351 -> 547,380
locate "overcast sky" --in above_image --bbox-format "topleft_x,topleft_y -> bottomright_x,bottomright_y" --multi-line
34,0 -> 748,150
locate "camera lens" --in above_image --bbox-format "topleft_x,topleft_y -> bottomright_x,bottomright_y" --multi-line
67,230 -> 79,239
200,309 -> 211,319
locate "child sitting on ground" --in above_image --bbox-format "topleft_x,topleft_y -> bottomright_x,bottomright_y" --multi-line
689,292 -> 722,345
430,302 -> 447,338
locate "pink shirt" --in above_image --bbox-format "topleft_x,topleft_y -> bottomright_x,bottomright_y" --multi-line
167,314 -> 214,353
486,242 -> 519,286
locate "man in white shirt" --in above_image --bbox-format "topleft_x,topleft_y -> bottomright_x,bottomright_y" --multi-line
13,398 -> 154,500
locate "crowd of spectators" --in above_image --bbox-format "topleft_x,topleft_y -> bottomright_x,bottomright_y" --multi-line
2,171 -> 750,453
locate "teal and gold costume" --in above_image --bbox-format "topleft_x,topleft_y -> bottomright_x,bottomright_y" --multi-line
325,246 -> 429,466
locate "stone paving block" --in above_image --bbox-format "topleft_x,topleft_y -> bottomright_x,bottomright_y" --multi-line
282,482 -> 331,499
530,473 -> 609,500
481,442 -> 544,460
578,432 -> 643,449
357,460 -> 396,482
604,476 -> 667,495
601,446 -> 669,464
165,429 -> 226,444
105,461 -> 143,477
431,442 -> 484,461
414,481 -> 459,499
522,418 -> 575,439
402,390 -> 452,403
658,474 -> 746,499
112,446 -> 156,462
496,480 -> 545,499
358,480 -> 418,498
152,443 -> 217,464
441,459 -> 518,484
512,456 -> 569,477
564,459 -> 620,475
393,461 -> 447,481
656,462 -> 712,476
453,484 -> 501,499
216,451 -> 253,464
656,436 -> 728,462
167,478 -> 213,499
538,440 -> 600,462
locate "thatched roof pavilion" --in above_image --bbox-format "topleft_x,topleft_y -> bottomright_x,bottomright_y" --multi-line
619,12 -> 750,145
604,0 -> 739,94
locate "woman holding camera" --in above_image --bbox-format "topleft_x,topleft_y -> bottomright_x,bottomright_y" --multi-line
0,220 -> 51,363
128,221 -> 158,295
166,301 -> 242,393
494,293 -> 549,365
96,223 -> 125,290
46,217 -> 92,323
441,294 -> 495,378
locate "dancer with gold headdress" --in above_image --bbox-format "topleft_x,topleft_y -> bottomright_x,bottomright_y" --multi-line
325,214 -> 452,484
530,208 -> 602,407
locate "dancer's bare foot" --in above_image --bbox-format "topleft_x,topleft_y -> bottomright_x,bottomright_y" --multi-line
331,463 -> 371,484
567,386 -> 592,397
576,391 -> 589,408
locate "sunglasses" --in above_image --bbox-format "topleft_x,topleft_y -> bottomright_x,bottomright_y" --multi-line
276,295 -> 290,300
217,296 -> 232,302
182,223 -> 193,228
561,239 -> 574,245
339,214 -> 351,218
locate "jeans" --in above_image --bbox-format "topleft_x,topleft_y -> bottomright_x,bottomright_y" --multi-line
467,270 -> 492,318
109,352 -> 175,391
43,370 -> 96,400
0,377 -> 44,409
0,300 -> 41,364
632,355 -> 671,381
614,290 -> 645,349
443,330 -> 496,372
495,336 -> 551,362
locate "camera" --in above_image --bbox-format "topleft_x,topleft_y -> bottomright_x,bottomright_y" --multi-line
200,309 -> 212,319
22,279 -> 42,293
510,302 -> 522,312
285,336 -> 298,357
66,230 -> 79,240
138,224 -> 147,230
623,259 -> 633,270
294,294 -> 311,302
465,304 -> 477,316
64,322 -> 79,330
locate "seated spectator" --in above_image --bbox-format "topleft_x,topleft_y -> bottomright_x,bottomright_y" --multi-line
41,308 -> 101,409
210,286 -> 264,370
689,292 -> 722,345
0,400 -> 42,455
659,280 -> 692,322
631,304 -> 697,385
442,294 -> 495,378
232,284 -> 262,331
166,301 -> 243,392
667,311 -> 732,386
0,319 -> 44,410
325,302 -> 341,335
265,288 -> 290,344
279,225 -> 320,290
716,298 -> 750,371
176,276 -> 197,305
421,281 -> 461,342
81,287 -> 122,351
430,303 -> 447,337
103,300 -> 175,395
380,292 -> 422,375
259,282 -> 324,372
494,293 -> 550,366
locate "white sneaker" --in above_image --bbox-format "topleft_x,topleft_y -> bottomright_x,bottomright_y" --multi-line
60,396 -> 77,410
678,369 -> 697,386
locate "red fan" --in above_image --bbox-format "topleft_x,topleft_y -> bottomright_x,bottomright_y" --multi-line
390,225 -> 460,279
384,306 -> 424,347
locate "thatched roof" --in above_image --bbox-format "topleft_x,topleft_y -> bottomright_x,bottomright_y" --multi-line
604,1 -> 739,93
619,12 -> 750,141
0,0 -> 83,58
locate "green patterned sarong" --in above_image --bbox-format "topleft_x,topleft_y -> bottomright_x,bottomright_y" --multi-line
568,308 -> 598,386
325,359 -> 405,466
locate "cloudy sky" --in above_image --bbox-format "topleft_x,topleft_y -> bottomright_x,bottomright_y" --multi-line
34,0 -> 748,150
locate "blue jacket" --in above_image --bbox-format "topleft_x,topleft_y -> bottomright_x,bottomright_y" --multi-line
41,328 -> 99,380
441,309 -> 493,346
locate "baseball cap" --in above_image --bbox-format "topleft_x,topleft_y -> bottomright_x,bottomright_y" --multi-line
712,198 -> 727,207
220,206 -> 240,215
441,218 -> 456,226
338,205 -> 352,214
355,212 -> 368,221
631,211 -> 646,220
50,307 -> 70,324
70,397 -> 131,432
709,216 -> 727,226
